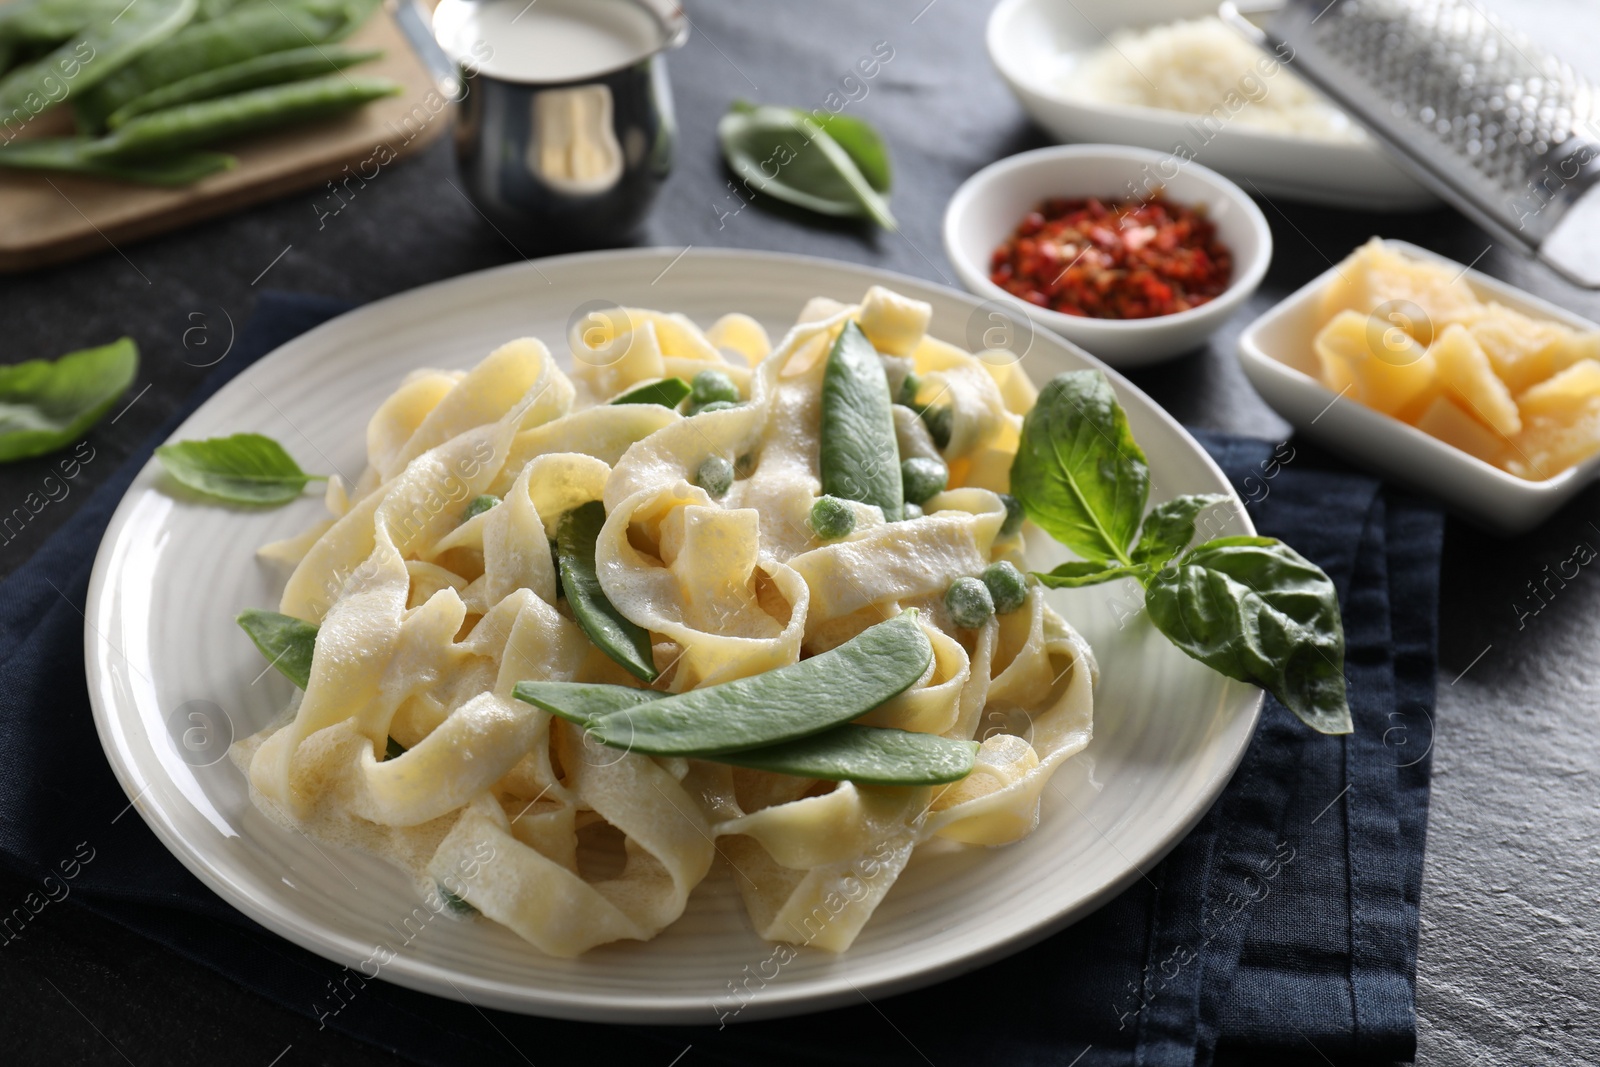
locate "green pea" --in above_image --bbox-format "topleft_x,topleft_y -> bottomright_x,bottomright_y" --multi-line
462,494 -> 499,522
696,455 -> 734,497
945,576 -> 994,629
898,370 -> 923,407
900,456 -> 948,504
982,561 -> 1028,614
922,404 -> 953,449
810,495 -> 855,540
692,400 -> 738,415
902,502 -> 923,520
689,369 -> 740,406
998,493 -> 1024,539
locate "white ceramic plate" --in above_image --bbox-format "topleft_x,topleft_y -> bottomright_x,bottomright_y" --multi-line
1238,239 -> 1600,535
86,249 -> 1261,1023
987,0 -> 1435,211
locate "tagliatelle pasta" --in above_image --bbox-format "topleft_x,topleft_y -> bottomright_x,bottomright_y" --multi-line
232,286 -> 1096,957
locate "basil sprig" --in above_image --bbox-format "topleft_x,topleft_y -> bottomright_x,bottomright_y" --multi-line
1012,371 -> 1352,735
718,102 -> 896,230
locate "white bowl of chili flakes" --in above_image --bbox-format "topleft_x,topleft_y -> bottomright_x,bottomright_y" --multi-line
943,144 -> 1271,366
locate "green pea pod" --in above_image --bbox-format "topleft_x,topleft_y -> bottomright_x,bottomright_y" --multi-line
716,724 -> 976,786
0,0 -> 133,46
0,135 -> 234,183
555,500 -> 658,682
0,0 -> 197,121
82,74 -> 400,160
73,0 -> 376,130
106,44 -> 381,127
514,612 -> 932,756
609,376 -> 691,408
197,0 -> 251,20
820,320 -> 903,522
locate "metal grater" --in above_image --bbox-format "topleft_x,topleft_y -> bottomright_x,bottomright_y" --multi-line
1221,0 -> 1600,287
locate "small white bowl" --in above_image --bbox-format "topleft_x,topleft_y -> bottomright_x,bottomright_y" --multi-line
985,0 -> 1434,211
1237,239 -> 1600,535
943,144 -> 1272,366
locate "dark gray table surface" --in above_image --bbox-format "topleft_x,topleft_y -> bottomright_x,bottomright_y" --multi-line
3,1 -> 1598,1063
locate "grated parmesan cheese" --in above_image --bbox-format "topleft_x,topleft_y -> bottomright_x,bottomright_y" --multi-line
1062,17 -> 1362,142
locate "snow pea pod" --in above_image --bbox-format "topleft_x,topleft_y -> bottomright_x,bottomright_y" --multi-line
510,675 -> 974,785
0,0 -> 131,46
820,320 -> 903,521
555,500 -> 658,682
716,724 -> 977,786
0,0 -> 197,120
609,376 -> 691,408
513,611 -> 932,756
106,43 -> 381,127
0,134 -> 234,182
74,0 -> 375,130
82,74 -> 400,159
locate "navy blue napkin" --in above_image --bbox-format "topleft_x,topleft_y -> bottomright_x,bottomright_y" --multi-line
0,294 -> 1441,1066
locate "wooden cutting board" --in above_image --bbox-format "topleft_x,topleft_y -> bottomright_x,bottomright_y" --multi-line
0,10 -> 448,272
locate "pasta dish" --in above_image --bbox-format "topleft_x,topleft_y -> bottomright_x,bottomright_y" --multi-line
232,285 -> 1095,956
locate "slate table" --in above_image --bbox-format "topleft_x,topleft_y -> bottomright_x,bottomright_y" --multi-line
2,1 -> 1597,1063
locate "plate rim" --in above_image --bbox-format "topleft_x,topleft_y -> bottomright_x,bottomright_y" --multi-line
84,246 -> 1264,1022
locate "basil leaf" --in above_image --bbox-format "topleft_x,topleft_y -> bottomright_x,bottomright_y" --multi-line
1131,493 -> 1231,567
809,110 -> 890,192
1145,537 -> 1351,734
236,608 -> 317,689
0,337 -> 138,462
156,432 -> 321,505
237,607 -> 406,761
719,102 -> 896,230
1009,371 -> 1149,565
1033,561 -> 1148,588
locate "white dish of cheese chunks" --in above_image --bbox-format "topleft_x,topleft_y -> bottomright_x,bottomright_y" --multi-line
1238,239 -> 1600,535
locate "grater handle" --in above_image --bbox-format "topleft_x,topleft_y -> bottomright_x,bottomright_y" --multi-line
1542,187 -> 1600,289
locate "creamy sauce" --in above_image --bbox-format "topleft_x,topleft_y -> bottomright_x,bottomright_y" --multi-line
433,0 -> 666,84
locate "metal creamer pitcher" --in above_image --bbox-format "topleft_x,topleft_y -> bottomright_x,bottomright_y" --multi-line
396,0 -> 687,249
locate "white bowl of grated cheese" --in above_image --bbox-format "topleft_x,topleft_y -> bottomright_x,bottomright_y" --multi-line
986,0 -> 1434,211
